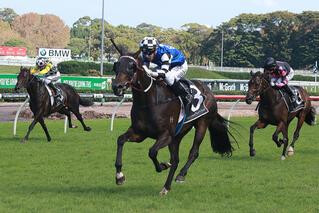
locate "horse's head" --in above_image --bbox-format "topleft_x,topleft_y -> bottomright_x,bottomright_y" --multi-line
112,55 -> 140,96
15,66 -> 32,92
245,71 -> 270,104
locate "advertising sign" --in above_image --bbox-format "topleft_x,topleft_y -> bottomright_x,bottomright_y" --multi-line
0,46 -> 27,56
38,48 -> 71,59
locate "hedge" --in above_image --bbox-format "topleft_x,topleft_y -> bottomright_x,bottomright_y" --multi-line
57,61 -> 114,76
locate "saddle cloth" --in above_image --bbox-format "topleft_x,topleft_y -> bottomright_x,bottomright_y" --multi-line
44,84 -> 63,106
279,86 -> 305,113
175,80 -> 209,135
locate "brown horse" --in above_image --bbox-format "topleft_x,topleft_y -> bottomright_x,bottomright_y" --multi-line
245,71 -> 316,160
111,50 -> 237,195
15,67 -> 92,143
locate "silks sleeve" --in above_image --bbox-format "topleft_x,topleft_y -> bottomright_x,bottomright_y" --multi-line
38,64 -> 53,75
30,68 -> 38,74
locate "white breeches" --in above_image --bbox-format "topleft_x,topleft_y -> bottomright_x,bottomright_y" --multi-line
44,72 -> 61,84
286,68 -> 294,81
164,61 -> 188,86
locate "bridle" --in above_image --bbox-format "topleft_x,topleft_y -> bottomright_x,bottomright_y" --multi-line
118,56 -> 154,93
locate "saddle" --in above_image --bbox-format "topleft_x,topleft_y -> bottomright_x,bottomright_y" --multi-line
44,84 -> 64,107
175,80 -> 209,135
279,86 -> 305,113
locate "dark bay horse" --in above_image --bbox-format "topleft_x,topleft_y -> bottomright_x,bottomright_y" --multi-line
112,52 -> 237,195
245,71 -> 316,160
15,67 -> 92,143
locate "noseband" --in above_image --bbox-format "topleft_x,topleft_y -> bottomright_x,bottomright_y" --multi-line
118,56 -> 154,93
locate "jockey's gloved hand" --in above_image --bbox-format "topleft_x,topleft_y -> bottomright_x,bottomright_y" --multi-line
156,69 -> 166,79
270,81 -> 275,86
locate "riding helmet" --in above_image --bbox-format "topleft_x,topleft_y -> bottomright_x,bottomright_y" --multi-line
263,57 -> 276,69
139,37 -> 158,54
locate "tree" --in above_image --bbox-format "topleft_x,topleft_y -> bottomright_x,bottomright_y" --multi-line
0,8 -> 18,24
12,13 -> 70,50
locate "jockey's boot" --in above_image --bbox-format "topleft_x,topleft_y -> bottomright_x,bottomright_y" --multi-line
48,82 -> 63,105
283,84 -> 297,110
171,81 -> 193,116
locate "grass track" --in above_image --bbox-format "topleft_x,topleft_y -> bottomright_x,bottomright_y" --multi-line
0,117 -> 318,212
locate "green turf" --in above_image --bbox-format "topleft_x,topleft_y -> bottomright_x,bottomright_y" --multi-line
186,67 -> 226,79
0,65 -> 20,74
0,117 -> 318,212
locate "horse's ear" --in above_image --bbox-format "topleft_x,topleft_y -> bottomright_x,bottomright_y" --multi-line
110,38 -> 123,56
132,50 -> 141,59
250,70 -> 254,76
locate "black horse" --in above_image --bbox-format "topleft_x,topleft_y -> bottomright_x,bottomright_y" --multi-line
15,67 -> 92,143
111,45 -> 237,195
245,71 -> 316,160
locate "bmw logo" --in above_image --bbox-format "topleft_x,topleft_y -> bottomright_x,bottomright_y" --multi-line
40,49 -> 46,56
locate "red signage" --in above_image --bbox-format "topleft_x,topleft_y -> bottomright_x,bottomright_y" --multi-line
0,46 -> 27,56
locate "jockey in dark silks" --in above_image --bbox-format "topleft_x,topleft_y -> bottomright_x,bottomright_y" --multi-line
263,57 -> 297,108
139,37 -> 193,115
31,57 -> 63,105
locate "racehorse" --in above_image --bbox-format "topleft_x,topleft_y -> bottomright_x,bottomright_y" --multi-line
245,71 -> 316,160
15,66 -> 92,143
111,41 -> 237,195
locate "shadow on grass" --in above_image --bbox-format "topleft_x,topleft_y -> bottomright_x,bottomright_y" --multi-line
0,135 -> 48,143
10,184 -> 159,197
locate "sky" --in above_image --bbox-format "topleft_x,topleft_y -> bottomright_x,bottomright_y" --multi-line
1,0 -> 319,28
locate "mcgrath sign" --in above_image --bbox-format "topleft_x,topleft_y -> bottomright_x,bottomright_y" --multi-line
38,48 -> 71,59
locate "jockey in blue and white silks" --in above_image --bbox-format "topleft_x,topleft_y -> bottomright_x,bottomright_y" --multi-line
140,36 -> 192,115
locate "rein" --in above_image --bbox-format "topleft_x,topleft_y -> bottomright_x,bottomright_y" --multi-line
119,56 -> 154,93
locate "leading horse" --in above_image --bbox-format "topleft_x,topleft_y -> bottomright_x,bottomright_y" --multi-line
245,71 -> 316,160
111,45 -> 237,195
15,67 -> 92,143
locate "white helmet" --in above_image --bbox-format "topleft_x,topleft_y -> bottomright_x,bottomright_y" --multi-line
139,37 -> 158,53
36,57 -> 48,68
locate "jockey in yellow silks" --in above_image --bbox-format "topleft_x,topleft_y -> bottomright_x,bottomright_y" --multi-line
31,57 -> 63,104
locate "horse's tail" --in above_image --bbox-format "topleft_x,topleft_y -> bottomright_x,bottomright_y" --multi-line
208,113 -> 235,156
79,97 -> 94,107
305,106 -> 316,126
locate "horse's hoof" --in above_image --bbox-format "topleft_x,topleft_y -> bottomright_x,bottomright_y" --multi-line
287,146 -> 294,157
71,125 -> 78,128
159,187 -> 169,196
175,175 -> 185,183
47,138 -> 51,142
250,149 -> 256,157
281,155 -> 286,160
159,162 -> 171,171
21,138 -> 27,143
84,127 -> 91,131
115,172 -> 125,185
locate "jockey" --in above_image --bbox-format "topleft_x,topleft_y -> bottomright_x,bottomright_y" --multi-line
263,57 -> 297,104
31,57 -> 63,104
139,36 -> 193,115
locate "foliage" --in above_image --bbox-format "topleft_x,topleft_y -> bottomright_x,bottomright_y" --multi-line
11,13 -> 70,56
0,118 -> 318,212
0,8 -> 18,24
0,9 -> 318,69
57,60 -> 113,75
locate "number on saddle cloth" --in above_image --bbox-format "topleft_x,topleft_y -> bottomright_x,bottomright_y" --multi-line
279,86 -> 304,112
178,79 -> 209,124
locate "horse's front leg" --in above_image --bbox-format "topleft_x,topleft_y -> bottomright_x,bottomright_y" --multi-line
249,119 -> 268,157
38,118 -> 51,142
280,124 -> 289,160
160,142 -> 180,196
21,115 -> 40,143
115,127 -> 146,185
148,131 -> 173,173
272,122 -> 285,148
